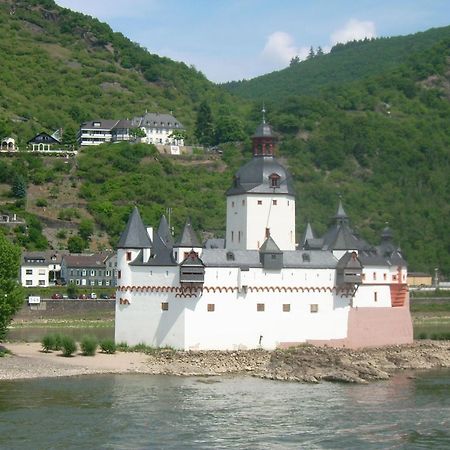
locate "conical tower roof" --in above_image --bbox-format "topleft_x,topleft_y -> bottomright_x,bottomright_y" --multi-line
175,218 -> 200,247
117,207 -> 152,249
157,214 -> 174,248
300,222 -> 315,248
334,200 -> 348,220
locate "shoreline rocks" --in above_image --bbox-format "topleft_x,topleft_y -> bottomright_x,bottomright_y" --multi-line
1,341 -> 449,383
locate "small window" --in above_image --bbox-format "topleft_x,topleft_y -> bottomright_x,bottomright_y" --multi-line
26,280 -> 33,286
269,173 -> 280,188
126,251 -> 132,261
242,200 -> 245,206
26,269 -> 33,275
231,201 -> 235,207
302,253 -> 310,262
373,272 -> 377,280
310,304 -> 318,313
283,304 -> 290,312
272,200 -> 277,205
257,303 -> 265,312
257,200 -> 262,205
161,302 -> 169,311
362,273 -> 366,281
383,273 -> 387,281
231,231 -> 234,242
39,280 -> 45,286
118,270 -> 121,279
207,304 -> 215,312
226,251 -> 235,261
392,275 -> 397,281
374,292 -> 378,302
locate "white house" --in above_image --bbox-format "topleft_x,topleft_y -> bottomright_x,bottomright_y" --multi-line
78,113 -> 184,147
130,112 -> 185,146
20,251 -> 65,287
115,119 -> 413,350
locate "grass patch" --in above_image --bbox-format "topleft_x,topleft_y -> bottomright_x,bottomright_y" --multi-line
116,342 -> 176,355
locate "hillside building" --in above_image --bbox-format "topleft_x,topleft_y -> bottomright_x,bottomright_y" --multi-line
20,251 -> 66,287
78,113 -> 184,147
115,119 -> 413,350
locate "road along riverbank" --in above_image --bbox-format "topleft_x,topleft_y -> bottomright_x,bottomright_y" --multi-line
1,341 -> 449,383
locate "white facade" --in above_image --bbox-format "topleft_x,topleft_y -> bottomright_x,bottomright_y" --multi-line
226,193 -> 296,251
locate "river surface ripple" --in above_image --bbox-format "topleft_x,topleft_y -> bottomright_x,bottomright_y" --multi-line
0,370 -> 449,449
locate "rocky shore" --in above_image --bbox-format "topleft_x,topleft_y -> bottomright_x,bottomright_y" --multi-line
1,341 -> 449,383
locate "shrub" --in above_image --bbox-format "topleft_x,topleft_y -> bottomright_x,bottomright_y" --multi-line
100,339 -> 116,354
35,198 -> 48,207
52,333 -> 63,350
61,335 -> 77,357
417,332 -> 428,340
41,334 -> 56,352
80,335 -> 98,356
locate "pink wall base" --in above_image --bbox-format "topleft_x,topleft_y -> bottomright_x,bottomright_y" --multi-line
307,303 -> 413,349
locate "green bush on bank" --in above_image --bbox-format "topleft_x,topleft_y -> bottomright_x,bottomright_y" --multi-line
100,339 -> 116,354
80,335 -> 98,356
61,335 -> 77,357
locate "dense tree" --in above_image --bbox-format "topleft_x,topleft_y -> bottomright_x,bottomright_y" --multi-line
67,235 -> 86,253
0,233 -> 23,341
195,101 -> 215,146
78,219 -> 94,242
307,46 -> 315,60
11,175 -> 26,199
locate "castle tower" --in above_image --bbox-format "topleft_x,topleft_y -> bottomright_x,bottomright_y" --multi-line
226,115 -> 296,250
116,207 -> 152,286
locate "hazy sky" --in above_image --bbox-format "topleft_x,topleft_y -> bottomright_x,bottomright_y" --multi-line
55,0 -> 450,83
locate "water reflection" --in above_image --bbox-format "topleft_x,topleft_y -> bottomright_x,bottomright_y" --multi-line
0,371 -> 449,449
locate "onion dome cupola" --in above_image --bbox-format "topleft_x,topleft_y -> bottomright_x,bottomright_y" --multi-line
226,116 -> 295,197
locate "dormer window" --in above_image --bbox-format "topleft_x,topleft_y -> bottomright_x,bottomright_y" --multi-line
302,253 -> 310,262
269,173 -> 280,188
226,251 -> 235,261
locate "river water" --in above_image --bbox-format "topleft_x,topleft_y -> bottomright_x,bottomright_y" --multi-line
0,371 -> 449,449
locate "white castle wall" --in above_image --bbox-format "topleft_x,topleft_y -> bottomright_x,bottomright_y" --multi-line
115,264 -> 357,350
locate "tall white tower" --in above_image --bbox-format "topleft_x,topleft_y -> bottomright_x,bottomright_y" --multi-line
225,117 -> 296,251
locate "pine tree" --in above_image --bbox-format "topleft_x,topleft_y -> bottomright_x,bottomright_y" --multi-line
307,46 -> 315,59
316,46 -> 324,56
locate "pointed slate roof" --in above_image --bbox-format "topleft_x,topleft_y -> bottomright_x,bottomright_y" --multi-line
259,235 -> 282,254
321,201 -> 371,252
299,222 -> 315,249
157,215 -> 174,249
175,218 -> 200,248
117,207 -> 152,249
334,200 -> 349,224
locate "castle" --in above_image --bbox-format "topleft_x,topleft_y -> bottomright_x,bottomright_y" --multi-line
115,119 -> 413,350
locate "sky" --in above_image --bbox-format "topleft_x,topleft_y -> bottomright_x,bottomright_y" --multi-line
54,0 -> 450,83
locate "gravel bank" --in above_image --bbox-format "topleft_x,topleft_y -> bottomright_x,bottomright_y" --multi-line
1,341 -> 449,383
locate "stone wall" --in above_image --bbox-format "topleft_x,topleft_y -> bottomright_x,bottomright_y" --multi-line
14,299 -> 115,321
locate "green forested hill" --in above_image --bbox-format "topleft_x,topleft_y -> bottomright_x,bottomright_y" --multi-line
224,26 -> 450,103
0,1 -> 449,277
0,0 -> 247,143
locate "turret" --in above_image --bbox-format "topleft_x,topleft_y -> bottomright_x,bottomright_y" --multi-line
116,207 -> 152,286
173,218 -> 202,264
